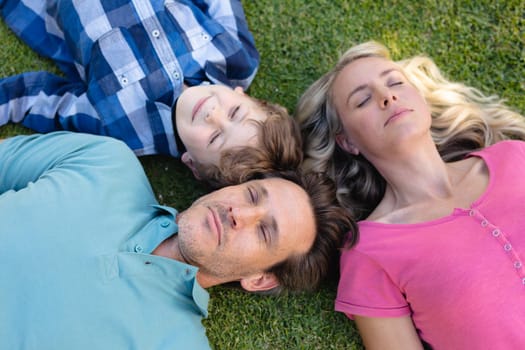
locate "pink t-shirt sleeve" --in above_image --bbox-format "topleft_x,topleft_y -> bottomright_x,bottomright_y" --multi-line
335,248 -> 411,319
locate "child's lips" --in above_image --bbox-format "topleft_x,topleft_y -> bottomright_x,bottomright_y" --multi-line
192,96 -> 212,122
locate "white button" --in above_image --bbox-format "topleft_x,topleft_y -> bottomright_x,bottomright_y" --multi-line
152,29 -> 160,38
469,210 -> 475,216
134,244 -> 144,253
504,243 -> 512,251
514,261 -> 522,269
121,76 -> 128,85
492,229 -> 500,237
481,220 -> 488,227
202,33 -> 210,40
173,71 -> 180,79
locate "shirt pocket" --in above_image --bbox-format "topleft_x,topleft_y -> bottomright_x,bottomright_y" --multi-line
87,28 -> 146,97
164,0 -> 225,51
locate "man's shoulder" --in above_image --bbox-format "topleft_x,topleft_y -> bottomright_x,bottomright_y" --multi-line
51,131 -> 137,160
37,132 -> 144,180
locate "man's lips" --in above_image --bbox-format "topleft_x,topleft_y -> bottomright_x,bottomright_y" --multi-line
384,108 -> 412,126
192,96 -> 211,122
207,207 -> 222,245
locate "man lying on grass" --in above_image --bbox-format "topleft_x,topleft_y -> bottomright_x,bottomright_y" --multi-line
0,132 -> 354,349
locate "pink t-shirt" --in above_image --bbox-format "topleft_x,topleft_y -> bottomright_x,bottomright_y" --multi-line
336,141 -> 525,349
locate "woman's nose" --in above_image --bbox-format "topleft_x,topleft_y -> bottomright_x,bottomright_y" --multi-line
380,90 -> 397,108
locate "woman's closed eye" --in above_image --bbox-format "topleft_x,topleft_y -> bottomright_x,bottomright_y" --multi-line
357,95 -> 371,108
388,80 -> 404,87
386,71 -> 406,87
356,80 -> 404,108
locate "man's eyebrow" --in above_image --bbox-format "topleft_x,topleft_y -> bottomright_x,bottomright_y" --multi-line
345,68 -> 399,105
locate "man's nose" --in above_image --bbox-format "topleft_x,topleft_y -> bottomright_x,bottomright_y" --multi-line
229,206 -> 265,229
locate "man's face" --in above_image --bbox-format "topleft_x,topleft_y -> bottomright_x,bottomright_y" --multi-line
176,178 -> 316,291
175,85 -> 268,177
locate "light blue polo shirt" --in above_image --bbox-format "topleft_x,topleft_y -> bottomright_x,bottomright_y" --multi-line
0,132 -> 210,349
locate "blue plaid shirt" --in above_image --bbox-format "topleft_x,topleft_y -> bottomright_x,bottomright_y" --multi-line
0,0 -> 259,156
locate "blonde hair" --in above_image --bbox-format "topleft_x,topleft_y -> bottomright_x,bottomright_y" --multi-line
296,41 -> 525,219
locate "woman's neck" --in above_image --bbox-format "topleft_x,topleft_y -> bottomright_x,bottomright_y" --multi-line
375,140 -> 452,202
367,138 -> 487,223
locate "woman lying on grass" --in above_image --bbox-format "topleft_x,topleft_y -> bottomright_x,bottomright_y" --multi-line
297,41 -> 525,349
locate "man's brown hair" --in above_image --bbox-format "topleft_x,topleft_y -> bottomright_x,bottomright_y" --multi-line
196,98 -> 357,293
262,170 -> 357,293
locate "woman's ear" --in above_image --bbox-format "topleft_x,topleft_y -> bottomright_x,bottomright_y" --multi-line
181,152 -> 202,180
335,133 -> 360,155
239,273 -> 279,292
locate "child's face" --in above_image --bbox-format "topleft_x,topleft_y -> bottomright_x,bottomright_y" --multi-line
175,85 -> 267,178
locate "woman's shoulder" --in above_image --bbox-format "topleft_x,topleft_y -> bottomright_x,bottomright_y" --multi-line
477,140 -> 525,155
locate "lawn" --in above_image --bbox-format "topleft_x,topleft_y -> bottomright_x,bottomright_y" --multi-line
1,1 -> 523,349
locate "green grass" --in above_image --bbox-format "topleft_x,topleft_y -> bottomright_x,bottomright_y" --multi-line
1,1 -> 523,349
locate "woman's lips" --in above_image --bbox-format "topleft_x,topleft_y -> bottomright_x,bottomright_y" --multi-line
384,108 -> 412,126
